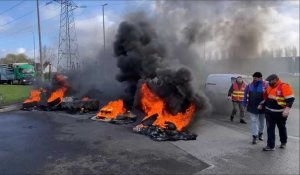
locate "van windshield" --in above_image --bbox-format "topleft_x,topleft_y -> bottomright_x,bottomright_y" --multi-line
231,77 -> 252,84
20,68 -> 34,74
244,78 -> 253,84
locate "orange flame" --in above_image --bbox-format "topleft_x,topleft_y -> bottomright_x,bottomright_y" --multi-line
47,74 -> 68,103
24,89 -> 42,103
140,83 -> 196,131
47,87 -> 67,103
96,99 -> 126,119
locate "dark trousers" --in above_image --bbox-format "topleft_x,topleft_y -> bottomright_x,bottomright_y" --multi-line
231,101 -> 245,119
265,111 -> 287,148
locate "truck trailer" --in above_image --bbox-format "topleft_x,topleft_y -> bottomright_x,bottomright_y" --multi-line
0,63 -> 36,85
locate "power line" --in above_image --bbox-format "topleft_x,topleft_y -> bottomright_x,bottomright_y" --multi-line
0,4 -> 61,36
0,8 -> 86,39
83,1 -> 155,7
0,0 -> 26,16
0,10 -> 35,27
0,3 -> 49,27
0,16 -> 58,39
0,1 -> 152,27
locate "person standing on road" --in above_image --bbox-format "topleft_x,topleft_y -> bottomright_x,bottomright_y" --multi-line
243,72 -> 267,144
258,74 -> 295,151
228,76 -> 247,124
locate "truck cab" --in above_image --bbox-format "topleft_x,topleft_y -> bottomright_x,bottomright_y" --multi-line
10,63 -> 36,84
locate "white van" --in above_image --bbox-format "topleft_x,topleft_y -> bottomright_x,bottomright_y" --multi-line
204,74 -> 252,114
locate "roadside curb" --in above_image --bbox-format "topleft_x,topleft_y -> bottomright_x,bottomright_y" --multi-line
0,103 -> 21,113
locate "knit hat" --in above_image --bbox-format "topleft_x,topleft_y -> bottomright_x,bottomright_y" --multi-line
266,74 -> 279,81
252,72 -> 262,78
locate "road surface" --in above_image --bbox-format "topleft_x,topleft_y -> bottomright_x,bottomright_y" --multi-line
0,108 -> 299,174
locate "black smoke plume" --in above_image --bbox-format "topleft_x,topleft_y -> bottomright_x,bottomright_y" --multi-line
114,17 -> 210,115
113,20 -> 166,108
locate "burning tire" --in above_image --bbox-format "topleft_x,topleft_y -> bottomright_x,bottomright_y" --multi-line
22,101 -> 38,110
133,114 -> 197,141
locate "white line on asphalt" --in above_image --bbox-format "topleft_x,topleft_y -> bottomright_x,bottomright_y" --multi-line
288,135 -> 300,140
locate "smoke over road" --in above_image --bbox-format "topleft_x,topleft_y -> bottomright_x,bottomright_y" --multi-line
113,20 -> 165,107
63,1 -> 295,116
113,15 -> 211,116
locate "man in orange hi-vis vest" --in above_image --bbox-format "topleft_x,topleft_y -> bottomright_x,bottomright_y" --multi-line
258,74 -> 295,151
228,76 -> 247,124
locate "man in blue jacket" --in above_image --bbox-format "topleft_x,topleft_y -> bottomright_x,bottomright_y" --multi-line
243,72 -> 267,144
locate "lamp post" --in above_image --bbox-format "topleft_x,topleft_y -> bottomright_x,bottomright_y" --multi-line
102,3 -> 107,51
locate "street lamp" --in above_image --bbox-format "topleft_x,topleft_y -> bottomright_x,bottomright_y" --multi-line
102,3 -> 107,51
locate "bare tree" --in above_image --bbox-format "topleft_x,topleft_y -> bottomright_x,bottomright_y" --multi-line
275,48 -> 283,58
261,49 -> 272,58
42,45 -> 57,65
284,46 -> 292,57
271,48 -> 274,58
292,46 -> 298,57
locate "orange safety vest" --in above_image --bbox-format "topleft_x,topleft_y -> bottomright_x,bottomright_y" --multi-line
232,82 -> 246,102
275,83 -> 287,107
265,80 -> 294,111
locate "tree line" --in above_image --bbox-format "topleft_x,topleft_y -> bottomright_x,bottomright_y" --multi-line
0,53 -> 34,64
261,46 -> 298,58
0,46 -> 57,65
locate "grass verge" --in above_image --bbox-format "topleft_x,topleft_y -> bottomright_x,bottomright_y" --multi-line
0,85 -> 32,106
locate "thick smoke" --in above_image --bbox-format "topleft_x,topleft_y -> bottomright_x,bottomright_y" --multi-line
152,1 -> 281,74
114,15 -> 210,115
62,50 -> 125,105
148,68 -> 195,114
58,1 -> 286,116
113,20 -> 166,108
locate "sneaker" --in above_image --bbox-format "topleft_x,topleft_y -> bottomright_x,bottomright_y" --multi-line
240,119 -> 247,124
279,143 -> 286,149
258,133 -> 263,141
230,116 -> 234,122
262,146 -> 275,151
252,135 -> 258,144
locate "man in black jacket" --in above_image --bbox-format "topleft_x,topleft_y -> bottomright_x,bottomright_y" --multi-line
243,72 -> 267,144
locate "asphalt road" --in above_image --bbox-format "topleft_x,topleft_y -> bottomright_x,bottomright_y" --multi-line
0,108 -> 299,174
173,108 -> 300,174
0,110 -> 208,174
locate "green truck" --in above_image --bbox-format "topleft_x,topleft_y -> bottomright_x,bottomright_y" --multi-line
0,63 -> 36,85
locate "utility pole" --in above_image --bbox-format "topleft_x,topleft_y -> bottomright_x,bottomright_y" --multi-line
102,3 -> 107,51
36,0 -> 43,80
32,32 -> 36,64
204,38 -> 206,60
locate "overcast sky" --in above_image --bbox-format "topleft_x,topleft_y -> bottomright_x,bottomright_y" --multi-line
0,0 -> 299,60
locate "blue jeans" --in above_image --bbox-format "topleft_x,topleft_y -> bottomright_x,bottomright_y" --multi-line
249,112 -> 265,136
